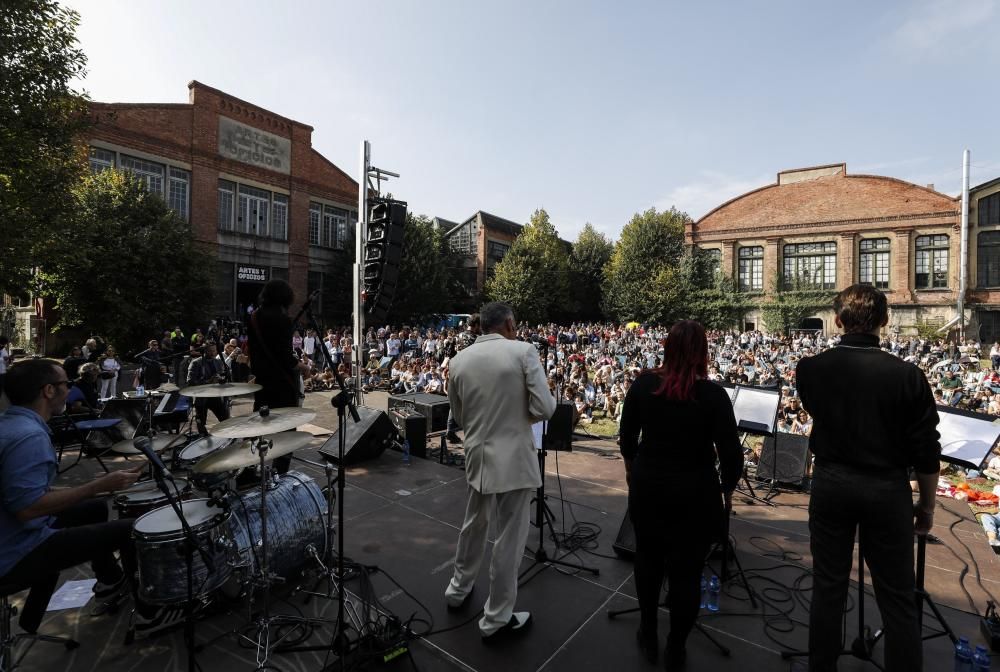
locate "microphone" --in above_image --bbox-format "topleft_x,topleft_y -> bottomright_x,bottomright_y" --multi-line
132,436 -> 175,481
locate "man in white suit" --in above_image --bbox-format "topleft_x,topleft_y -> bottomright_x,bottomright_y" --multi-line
444,302 -> 556,642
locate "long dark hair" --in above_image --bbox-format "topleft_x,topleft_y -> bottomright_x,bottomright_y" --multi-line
652,320 -> 708,401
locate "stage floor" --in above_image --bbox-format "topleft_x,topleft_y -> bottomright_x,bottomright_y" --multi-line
13,390 -> 1000,672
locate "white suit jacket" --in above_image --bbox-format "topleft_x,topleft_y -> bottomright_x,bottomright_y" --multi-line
448,333 -> 556,494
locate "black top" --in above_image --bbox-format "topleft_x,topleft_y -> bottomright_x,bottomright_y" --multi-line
797,333 -> 940,475
248,306 -> 299,409
619,375 -> 744,492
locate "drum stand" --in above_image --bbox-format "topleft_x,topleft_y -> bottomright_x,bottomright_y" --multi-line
237,422 -> 328,671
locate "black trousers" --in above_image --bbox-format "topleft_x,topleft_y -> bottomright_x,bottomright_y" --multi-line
808,463 -> 920,672
1,499 -> 134,632
629,472 -> 719,647
194,397 -> 230,433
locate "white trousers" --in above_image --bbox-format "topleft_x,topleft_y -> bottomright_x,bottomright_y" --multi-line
99,373 -> 118,399
445,486 -> 533,636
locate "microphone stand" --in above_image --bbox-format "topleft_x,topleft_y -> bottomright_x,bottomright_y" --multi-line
145,455 -> 212,672
276,291 -> 361,670
528,340 -> 598,576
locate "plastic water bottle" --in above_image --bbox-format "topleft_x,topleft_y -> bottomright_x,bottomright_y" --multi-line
136,384 -> 145,397
699,575 -> 707,609
971,645 -> 990,671
402,439 -> 411,465
707,575 -> 721,612
954,636 -> 972,672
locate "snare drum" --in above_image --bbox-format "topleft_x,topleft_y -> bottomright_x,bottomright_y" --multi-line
114,479 -> 192,519
132,499 -> 238,605
174,435 -> 233,471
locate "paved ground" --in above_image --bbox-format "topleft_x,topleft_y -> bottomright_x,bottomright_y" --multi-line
9,388 -> 1000,671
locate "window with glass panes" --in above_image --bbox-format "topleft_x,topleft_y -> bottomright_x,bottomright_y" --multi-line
218,180 -> 236,231
915,235 -> 949,289
859,238 -> 890,289
702,248 -> 722,277
487,240 -> 510,260
322,205 -> 344,248
120,155 -> 164,195
738,246 -> 763,291
271,194 -> 288,240
168,168 -> 190,221
978,231 -> 1000,288
238,185 -> 270,236
89,147 -> 114,173
309,203 -> 322,245
980,193 -> 1000,229
782,242 -> 836,290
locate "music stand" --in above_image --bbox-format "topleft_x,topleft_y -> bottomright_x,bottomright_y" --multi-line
727,385 -> 780,507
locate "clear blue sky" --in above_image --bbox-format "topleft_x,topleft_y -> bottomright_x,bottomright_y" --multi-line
65,0 -> 1000,241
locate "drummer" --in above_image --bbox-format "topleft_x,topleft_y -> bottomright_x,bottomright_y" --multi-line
0,359 -> 142,632
186,342 -> 232,435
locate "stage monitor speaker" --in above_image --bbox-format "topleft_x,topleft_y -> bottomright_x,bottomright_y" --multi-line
612,509 -> 636,560
543,401 -> 574,452
388,407 -> 427,458
319,406 -> 394,466
757,432 -> 810,485
387,392 -> 450,435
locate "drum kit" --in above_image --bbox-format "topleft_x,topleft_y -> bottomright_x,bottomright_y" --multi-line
116,381 -> 335,669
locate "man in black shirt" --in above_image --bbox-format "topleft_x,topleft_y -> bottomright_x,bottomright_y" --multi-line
797,285 -> 940,672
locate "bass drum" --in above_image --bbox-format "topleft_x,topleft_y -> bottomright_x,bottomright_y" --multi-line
229,471 -> 328,580
132,499 -> 238,605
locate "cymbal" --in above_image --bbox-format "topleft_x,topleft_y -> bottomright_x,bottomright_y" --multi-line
192,432 -> 313,473
210,407 -> 316,438
111,434 -> 178,455
180,382 -> 261,399
156,383 -> 180,393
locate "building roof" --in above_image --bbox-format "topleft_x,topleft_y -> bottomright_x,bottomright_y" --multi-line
476,210 -> 523,237
432,217 -> 460,231
971,176 -> 1000,194
694,163 -> 959,234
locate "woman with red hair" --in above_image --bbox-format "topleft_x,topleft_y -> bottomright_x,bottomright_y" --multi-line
619,320 -> 743,669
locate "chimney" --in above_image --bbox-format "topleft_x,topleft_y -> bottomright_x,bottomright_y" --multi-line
926,184 -> 935,191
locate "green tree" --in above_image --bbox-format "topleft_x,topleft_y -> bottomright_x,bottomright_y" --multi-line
38,169 -> 214,350
757,272 -> 834,335
485,208 -> 571,324
602,207 -> 688,323
1,0 -> 90,296
384,213 -> 458,322
671,248 -> 749,329
568,223 -> 614,321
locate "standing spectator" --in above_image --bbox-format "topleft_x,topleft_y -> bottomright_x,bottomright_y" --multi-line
98,347 -> 122,399
134,340 -> 165,390
0,336 -> 10,402
443,303 -> 555,642
303,329 -> 317,360
62,346 -> 86,381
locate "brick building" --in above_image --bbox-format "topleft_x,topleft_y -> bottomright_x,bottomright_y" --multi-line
441,211 -> 523,311
687,163 -> 965,335
968,176 -> 1000,342
85,81 -> 358,322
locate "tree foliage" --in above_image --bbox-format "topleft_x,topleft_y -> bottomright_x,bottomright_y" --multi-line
757,273 -> 834,335
384,213 -> 460,323
568,223 -> 614,321
38,169 -> 215,351
485,209 -> 572,324
0,0 -> 90,296
670,248 -> 750,330
602,207 -> 688,323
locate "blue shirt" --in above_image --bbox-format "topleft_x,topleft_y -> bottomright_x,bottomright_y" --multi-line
0,407 -> 57,577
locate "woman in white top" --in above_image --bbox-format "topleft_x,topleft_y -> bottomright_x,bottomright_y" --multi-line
99,346 -> 122,399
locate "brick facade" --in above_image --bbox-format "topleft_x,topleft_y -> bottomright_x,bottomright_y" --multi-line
86,81 -> 358,320
687,163 -> 963,334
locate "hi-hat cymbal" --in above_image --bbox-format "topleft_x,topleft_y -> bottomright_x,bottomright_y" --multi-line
111,434 -> 178,455
180,382 -> 262,399
156,383 -> 180,393
192,432 -> 313,473
209,407 -> 316,438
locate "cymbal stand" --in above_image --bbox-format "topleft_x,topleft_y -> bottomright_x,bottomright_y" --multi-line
237,423 -> 326,670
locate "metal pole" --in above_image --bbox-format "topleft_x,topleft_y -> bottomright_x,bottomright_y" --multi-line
355,141 -> 368,396
959,149 -> 970,342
